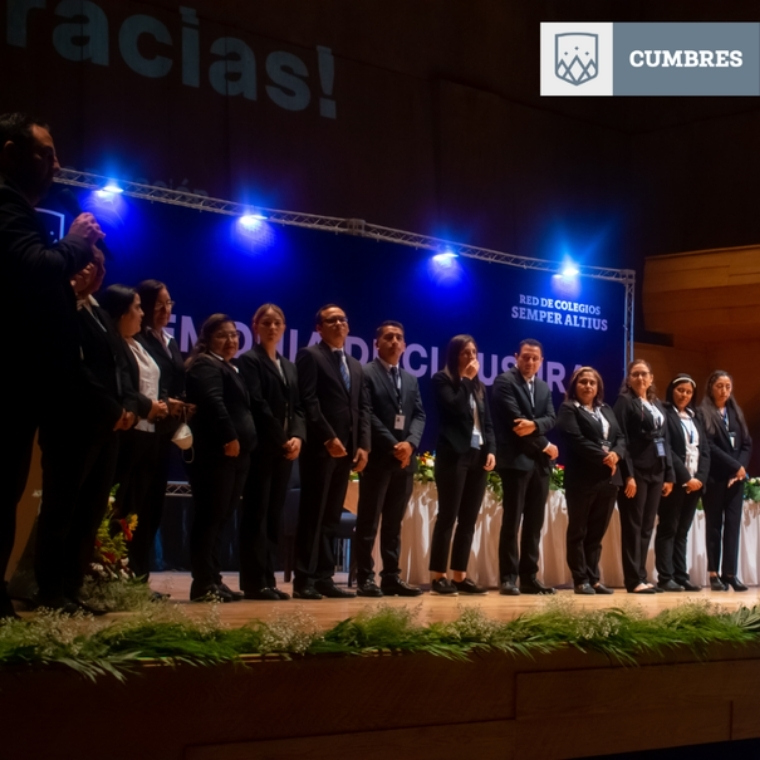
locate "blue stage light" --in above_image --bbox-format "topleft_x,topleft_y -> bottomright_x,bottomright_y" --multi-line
95,182 -> 124,199
239,212 -> 268,230
432,250 -> 458,267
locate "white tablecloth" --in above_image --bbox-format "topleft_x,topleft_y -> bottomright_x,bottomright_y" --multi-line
361,482 -> 760,588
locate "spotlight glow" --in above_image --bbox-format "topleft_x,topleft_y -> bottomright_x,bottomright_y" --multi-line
95,182 -> 124,199
561,264 -> 579,277
239,212 -> 267,230
432,250 -> 458,267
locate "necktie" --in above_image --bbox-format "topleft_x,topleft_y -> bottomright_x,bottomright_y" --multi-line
528,380 -> 535,406
390,366 -> 402,406
336,350 -> 351,390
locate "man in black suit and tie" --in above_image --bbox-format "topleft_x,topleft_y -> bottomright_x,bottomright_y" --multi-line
1,113 -> 103,619
355,321 -> 426,597
492,339 -> 558,595
294,304 -> 371,599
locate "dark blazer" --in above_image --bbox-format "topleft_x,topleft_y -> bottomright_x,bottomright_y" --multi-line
1,174 -> 92,380
296,341 -> 371,456
432,371 -> 495,456
492,367 -> 556,472
557,400 -> 626,488
613,393 -> 674,482
363,358 -> 426,472
137,329 -> 186,435
698,405 -> 752,484
137,329 -> 185,401
76,302 -> 134,430
663,404 -> 710,486
117,336 -> 155,420
186,354 -> 257,456
237,344 -> 306,456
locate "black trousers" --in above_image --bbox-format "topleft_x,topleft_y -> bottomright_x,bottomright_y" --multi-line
35,422 -> 120,598
430,447 -> 487,574
617,473 -> 663,591
498,466 -> 550,582
187,451 -> 250,589
565,480 -> 617,586
113,429 -> 163,580
655,485 -> 702,583
703,479 -> 744,577
294,450 -> 352,588
239,451 -> 293,591
355,462 -> 414,583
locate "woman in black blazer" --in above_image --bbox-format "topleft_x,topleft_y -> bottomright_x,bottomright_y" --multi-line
557,367 -> 625,595
654,374 -> 709,592
185,314 -> 257,602
429,335 -> 496,595
129,279 -> 188,583
236,304 -> 305,600
613,359 -> 674,594
698,370 -> 752,592
99,285 -> 168,581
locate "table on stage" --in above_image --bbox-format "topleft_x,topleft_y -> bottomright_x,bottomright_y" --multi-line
344,482 -> 760,589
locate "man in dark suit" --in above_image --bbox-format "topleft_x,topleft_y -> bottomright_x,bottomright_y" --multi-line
294,304 -> 371,599
355,321 -> 426,597
492,338 -> 558,595
0,113 -> 103,619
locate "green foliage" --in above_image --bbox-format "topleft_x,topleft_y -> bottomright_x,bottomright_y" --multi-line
2,597 -> 758,681
745,476 -> 760,503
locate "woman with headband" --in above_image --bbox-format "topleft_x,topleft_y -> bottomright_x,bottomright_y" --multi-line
557,366 -> 625,594
654,374 -> 709,591
698,371 -> 752,592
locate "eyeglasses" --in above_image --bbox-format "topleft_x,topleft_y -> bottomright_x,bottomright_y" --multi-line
213,332 -> 239,340
323,316 -> 348,324
630,371 -> 651,378
155,300 -> 175,309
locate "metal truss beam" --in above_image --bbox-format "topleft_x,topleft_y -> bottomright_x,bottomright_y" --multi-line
54,168 -> 635,363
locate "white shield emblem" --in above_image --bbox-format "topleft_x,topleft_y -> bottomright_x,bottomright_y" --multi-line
555,33 -> 598,85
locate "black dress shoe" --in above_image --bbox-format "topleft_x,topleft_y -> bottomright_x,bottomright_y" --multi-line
574,583 -> 595,595
593,583 -> 614,595
721,576 -> 749,592
431,578 -> 458,595
292,586 -> 323,600
190,584 -> 232,602
657,580 -> 684,592
499,579 -> 520,596
313,581 -> 356,598
678,580 -> 701,592
356,579 -> 383,598
272,587 -> 291,600
709,576 -> 727,591
520,578 -> 556,595
244,587 -> 280,600
453,578 -> 488,595
217,582 -> 244,601
33,593 -> 81,614
381,578 -> 423,597
628,585 -> 655,594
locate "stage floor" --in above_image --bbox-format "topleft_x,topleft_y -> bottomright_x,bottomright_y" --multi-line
141,572 -> 760,629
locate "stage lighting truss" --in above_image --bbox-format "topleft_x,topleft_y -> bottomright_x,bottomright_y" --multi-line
54,169 -> 635,365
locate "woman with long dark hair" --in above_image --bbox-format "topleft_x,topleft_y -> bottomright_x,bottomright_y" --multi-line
428,335 -> 495,595
99,285 -> 168,576
614,359 -> 674,594
237,304 -> 305,600
654,374 -> 709,592
557,366 -> 625,595
185,314 -> 256,602
698,371 -> 752,592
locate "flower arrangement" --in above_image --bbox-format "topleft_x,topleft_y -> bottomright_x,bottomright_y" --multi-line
744,476 -> 760,503
549,463 -> 565,492
91,487 -> 138,582
414,451 -> 436,484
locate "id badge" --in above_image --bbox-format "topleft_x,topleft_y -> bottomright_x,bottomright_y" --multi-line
394,414 -> 406,431
654,436 -> 666,458
729,432 -> 737,450
600,439 -> 611,453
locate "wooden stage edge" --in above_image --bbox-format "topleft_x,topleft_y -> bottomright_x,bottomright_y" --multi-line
3,573 -> 759,760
